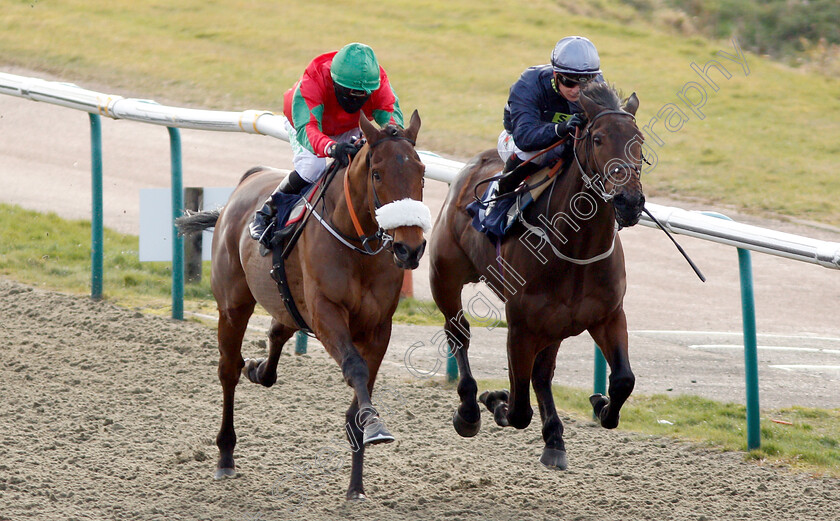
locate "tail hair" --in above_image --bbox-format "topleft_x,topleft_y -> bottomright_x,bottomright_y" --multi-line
175,208 -> 221,236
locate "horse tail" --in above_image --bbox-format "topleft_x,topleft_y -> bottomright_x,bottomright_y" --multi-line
175,209 -> 221,236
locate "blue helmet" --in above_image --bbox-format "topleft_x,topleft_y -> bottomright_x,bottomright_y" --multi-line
550,36 -> 601,75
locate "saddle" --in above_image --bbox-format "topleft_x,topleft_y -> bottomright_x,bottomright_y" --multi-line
466,166 -> 556,243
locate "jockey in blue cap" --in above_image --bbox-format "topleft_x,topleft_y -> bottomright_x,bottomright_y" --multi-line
489,36 -> 604,212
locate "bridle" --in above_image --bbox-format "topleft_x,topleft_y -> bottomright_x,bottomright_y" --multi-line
305,134 -> 417,255
572,109 -> 642,202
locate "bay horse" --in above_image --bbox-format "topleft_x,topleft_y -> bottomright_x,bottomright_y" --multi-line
428,84 -> 645,470
177,111 -> 428,500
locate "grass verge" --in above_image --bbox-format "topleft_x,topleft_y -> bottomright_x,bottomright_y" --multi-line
473,377 -> 840,477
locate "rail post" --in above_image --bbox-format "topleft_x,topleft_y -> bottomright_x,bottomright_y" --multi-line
88,114 -> 104,300
168,127 -> 184,320
703,212 -> 761,450
446,346 -> 459,382
295,331 -> 308,354
593,343 -> 607,396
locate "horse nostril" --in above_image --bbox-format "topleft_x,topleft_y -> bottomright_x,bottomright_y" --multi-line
393,242 -> 410,261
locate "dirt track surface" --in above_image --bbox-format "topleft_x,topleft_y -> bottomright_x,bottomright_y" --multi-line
2,278 -> 839,521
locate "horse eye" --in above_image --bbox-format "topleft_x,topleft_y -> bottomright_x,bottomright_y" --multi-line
372,170 -> 382,182
593,136 -> 602,145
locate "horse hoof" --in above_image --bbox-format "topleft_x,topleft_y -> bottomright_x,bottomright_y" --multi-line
363,421 -> 395,446
589,394 -> 609,415
452,409 -> 481,438
589,394 -> 619,428
241,358 -> 264,383
213,467 -> 236,480
346,491 -> 368,501
540,448 -> 568,470
478,390 -> 490,405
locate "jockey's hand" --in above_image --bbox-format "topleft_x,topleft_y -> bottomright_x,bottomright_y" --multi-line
555,113 -> 586,138
328,142 -> 360,167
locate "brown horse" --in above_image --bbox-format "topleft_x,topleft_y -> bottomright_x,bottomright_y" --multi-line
177,111 -> 428,500
428,84 -> 645,470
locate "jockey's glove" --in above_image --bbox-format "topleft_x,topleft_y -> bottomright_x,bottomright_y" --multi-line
328,142 -> 360,167
555,113 -> 586,138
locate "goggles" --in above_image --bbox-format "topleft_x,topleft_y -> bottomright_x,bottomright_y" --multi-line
555,72 -> 596,88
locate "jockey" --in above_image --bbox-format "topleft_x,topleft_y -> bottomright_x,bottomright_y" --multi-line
250,43 -> 404,244
489,36 -> 604,212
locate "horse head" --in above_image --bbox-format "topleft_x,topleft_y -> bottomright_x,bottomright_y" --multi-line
354,110 -> 429,269
577,84 -> 646,228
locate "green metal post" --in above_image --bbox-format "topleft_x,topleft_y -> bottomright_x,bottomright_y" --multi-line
446,345 -> 459,382
738,248 -> 761,450
168,127 -> 184,320
703,212 -> 761,450
593,343 -> 607,396
294,331 -> 308,354
88,114 -> 104,300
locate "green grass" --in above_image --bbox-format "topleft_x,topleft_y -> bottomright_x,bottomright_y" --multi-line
394,297 -> 508,328
478,377 -> 840,477
1,1 -> 840,224
0,203 -> 216,314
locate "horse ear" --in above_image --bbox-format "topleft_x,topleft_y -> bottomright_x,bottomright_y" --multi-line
359,113 -> 380,145
622,92 -> 640,116
578,90 -> 604,120
404,110 -> 421,143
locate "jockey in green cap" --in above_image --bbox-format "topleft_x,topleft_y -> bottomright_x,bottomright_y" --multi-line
250,43 -> 403,246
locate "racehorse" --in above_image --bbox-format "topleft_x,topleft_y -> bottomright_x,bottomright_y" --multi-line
428,84 -> 645,470
176,111 -> 429,500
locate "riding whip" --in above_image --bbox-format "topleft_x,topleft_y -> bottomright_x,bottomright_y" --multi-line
643,206 -> 706,282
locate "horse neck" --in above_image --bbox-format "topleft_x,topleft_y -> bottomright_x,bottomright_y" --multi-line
541,147 -> 616,258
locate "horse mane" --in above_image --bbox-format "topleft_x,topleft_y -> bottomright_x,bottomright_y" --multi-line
581,82 -> 623,111
238,166 -> 267,185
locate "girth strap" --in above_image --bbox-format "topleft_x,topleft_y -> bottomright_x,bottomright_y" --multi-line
270,238 -> 313,335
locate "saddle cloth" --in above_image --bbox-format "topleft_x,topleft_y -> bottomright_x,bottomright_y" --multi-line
466,166 -> 554,243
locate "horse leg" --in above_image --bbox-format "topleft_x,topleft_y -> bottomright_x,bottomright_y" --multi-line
344,323 -> 390,501
313,304 -> 393,448
430,251 -> 480,437
344,397 -> 367,500
242,319 -> 295,387
531,343 -> 567,470
480,326 -> 536,430
214,301 -> 255,479
587,309 -> 635,429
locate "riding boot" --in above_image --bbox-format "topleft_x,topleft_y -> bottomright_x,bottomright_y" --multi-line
498,155 -> 543,194
486,156 -> 542,215
249,170 -> 308,243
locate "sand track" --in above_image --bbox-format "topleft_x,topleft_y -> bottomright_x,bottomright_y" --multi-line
1,278 -> 838,521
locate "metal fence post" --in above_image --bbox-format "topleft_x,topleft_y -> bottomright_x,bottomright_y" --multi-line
703,212 -> 761,450
294,331 -> 308,354
168,127 -> 184,320
593,343 -> 607,396
738,248 -> 761,450
88,114 -> 103,300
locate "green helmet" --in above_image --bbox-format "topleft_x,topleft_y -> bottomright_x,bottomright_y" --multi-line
330,43 -> 381,94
